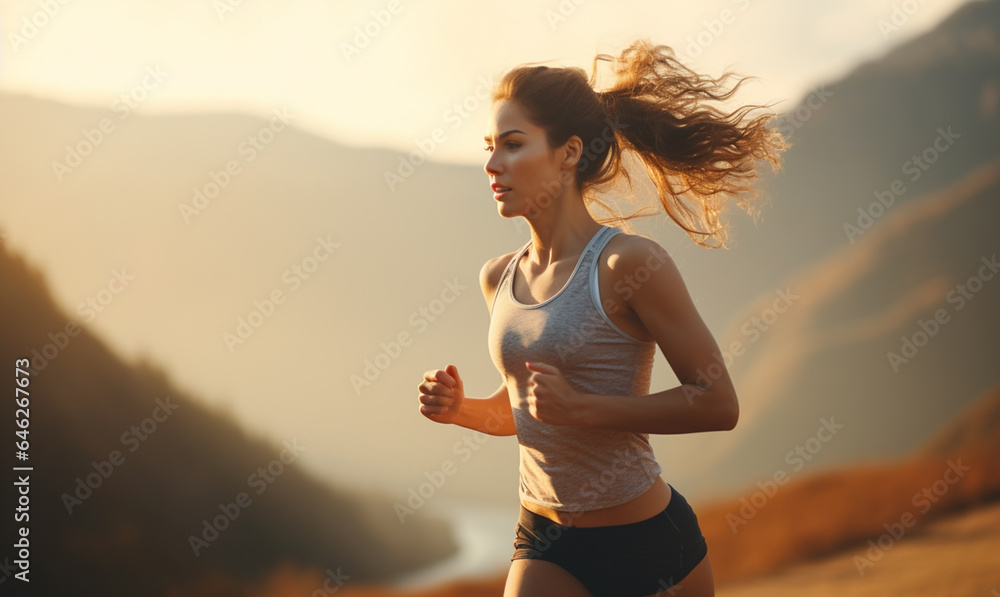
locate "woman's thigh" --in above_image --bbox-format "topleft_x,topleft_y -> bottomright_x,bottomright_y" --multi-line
504,558 -> 594,597
639,553 -> 715,597
504,553 -> 715,597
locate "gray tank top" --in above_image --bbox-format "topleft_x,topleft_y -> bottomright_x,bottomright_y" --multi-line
488,225 -> 663,512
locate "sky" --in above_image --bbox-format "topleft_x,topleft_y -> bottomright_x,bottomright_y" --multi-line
0,0 -> 974,167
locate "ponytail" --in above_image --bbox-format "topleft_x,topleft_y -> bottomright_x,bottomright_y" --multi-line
493,38 -> 788,248
593,39 -> 786,248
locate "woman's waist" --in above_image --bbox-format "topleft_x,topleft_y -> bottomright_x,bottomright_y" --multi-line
522,475 -> 671,527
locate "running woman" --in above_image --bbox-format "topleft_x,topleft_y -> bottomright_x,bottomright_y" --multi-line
417,38 -> 786,597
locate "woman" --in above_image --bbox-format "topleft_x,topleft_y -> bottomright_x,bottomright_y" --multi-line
417,39 -> 786,597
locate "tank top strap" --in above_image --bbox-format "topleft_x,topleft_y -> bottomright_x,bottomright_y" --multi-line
490,226 -> 617,316
585,225 -> 620,266
489,239 -> 531,316
585,225 -> 623,306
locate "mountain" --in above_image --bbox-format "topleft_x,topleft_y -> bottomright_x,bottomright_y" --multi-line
678,154 -> 1000,499
688,0 -> 1000,297
919,379 -> 1000,457
645,0 -> 1000,499
0,242 -> 457,596
0,0 -> 996,511
0,88 -> 521,506
234,381 -> 1000,597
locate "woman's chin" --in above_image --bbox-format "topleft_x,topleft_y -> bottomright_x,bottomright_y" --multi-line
497,202 -> 523,218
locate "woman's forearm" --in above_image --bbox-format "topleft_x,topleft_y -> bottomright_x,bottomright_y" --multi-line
451,383 -> 517,436
576,383 -> 738,435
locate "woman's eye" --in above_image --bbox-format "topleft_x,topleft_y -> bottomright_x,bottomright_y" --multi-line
484,142 -> 519,152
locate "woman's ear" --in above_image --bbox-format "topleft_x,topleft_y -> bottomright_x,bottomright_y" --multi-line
561,135 -> 584,169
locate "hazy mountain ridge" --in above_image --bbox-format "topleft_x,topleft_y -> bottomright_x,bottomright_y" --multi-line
919,379 -> 1000,457
0,0 -> 996,513
0,240 -> 457,596
681,0 -> 1000,307
649,0 -> 1000,499
683,153 -> 1000,500
0,82 -> 515,503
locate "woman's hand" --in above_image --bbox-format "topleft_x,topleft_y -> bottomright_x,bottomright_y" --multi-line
525,361 -> 587,426
417,364 -> 465,425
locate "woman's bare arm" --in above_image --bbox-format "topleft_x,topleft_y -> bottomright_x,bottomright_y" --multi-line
574,235 -> 739,434
449,380 -> 516,436
415,253 -> 519,436
446,252 -> 517,436
419,368 -> 516,435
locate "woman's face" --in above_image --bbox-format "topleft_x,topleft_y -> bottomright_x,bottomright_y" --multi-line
484,99 -> 572,219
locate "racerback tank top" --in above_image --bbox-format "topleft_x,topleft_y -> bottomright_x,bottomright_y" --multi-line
488,225 -> 663,512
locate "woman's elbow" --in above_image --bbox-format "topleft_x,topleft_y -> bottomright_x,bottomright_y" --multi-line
725,395 -> 740,431
716,393 -> 739,431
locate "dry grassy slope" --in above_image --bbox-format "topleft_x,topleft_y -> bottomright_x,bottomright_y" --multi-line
919,381 -> 1000,457
716,500 -> 1000,597
697,380 -> 1000,582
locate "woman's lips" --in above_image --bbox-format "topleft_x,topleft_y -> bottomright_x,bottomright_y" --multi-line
494,188 -> 510,200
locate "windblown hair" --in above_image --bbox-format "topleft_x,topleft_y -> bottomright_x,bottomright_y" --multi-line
490,38 -> 788,249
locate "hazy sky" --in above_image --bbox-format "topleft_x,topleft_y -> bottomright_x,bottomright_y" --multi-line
0,0 -> 972,166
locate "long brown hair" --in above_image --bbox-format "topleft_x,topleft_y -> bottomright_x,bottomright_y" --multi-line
490,38 -> 788,249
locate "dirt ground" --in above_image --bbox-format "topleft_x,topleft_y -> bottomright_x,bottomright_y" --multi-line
717,500 -> 1000,596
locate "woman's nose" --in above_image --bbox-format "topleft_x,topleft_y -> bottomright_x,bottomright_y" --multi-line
484,152 -> 502,176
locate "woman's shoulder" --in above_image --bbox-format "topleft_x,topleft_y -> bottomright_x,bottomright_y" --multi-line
479,248 -> 522,305
602,230 -> 672,272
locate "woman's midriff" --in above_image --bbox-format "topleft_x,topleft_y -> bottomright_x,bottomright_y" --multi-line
522,476 -> 672,527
